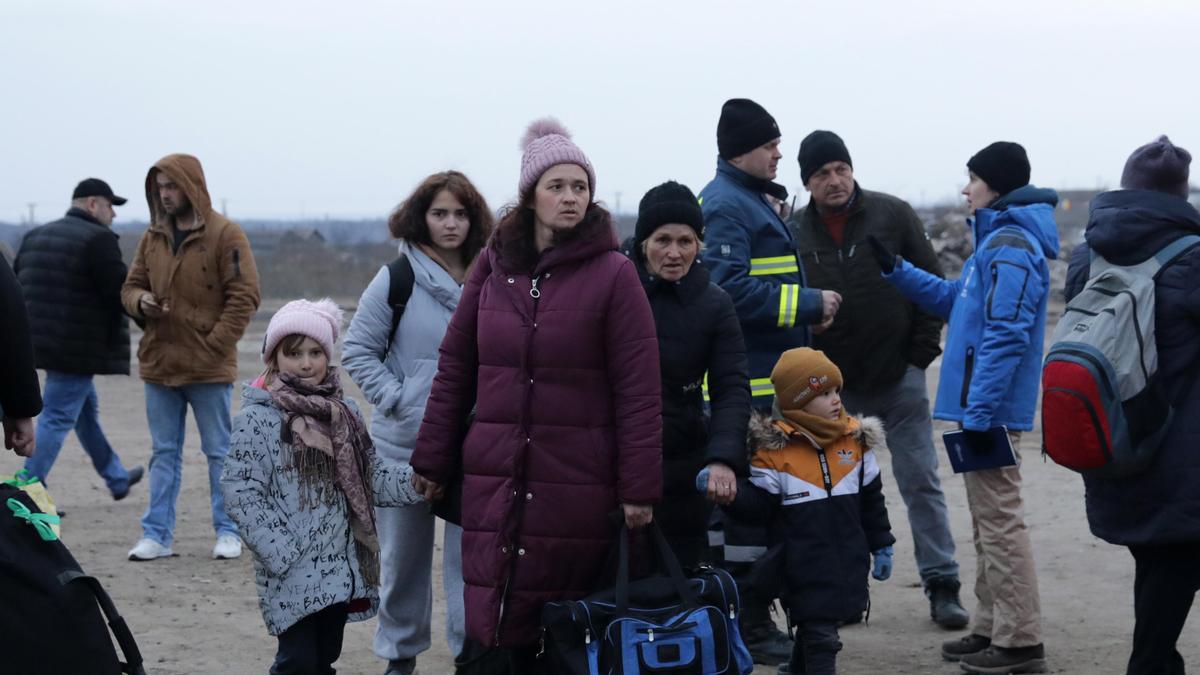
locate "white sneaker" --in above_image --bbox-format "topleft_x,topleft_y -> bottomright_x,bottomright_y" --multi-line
128,537 -> 174,561
213,534 -> 243,559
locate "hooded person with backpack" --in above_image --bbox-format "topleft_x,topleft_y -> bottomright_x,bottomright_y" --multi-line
1062,136 -> 1200,675
868,141 -> 1057,674
342,171 -> 494,675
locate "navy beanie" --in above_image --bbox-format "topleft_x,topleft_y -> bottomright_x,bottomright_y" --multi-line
635,181 -> 704,246
798,131 -> 853,184
1121,135 -> 1191,199
967,141 -> 1031,196
717,99 -> 780,160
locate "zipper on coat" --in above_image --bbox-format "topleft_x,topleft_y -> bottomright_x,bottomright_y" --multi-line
494,272 -> 544,646
960,347 -> 975,408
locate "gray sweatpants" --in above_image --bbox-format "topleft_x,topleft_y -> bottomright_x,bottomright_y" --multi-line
373,502 -> 465,661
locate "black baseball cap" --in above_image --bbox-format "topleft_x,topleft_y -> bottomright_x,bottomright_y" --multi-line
72,178 -> 127,205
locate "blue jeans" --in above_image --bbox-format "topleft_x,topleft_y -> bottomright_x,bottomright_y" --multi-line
24,371 -> 131,496
140,382 -> 236,545
841,365 -> 960,583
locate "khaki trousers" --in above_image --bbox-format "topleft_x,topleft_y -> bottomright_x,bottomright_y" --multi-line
961,432 -> 1043,648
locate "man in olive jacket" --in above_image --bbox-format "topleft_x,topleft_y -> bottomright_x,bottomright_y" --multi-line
121,153 -> 260,562
790,131 -> 968,629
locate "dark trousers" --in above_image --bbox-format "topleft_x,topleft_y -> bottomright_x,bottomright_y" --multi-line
788,620 -> 842,675
271,603 -> 349,675
455,639 -> 542,675
1127,542 -> 1200,675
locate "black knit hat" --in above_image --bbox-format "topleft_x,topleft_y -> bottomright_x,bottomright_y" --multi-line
635,181 -> 704,246
1121,135 -> 1191,199
717,98 -> 780,160
798,131 -> 853,185
967,142 -> 1031,196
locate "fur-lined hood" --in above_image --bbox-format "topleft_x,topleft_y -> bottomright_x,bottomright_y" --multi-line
747,411 -> 886,455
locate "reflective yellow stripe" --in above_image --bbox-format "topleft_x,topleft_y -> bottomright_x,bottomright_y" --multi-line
702,372 -> 710,403
777,283 -> 799,328
749,378 -> 774,397
777,284 -> 789,327
749,255 -> 800,277
782,283 -> 799,327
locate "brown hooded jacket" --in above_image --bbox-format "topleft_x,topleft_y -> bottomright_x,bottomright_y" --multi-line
121,154 -> 260,386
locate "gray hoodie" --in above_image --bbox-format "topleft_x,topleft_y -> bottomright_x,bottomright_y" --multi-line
220,384 -> 423,635
342,242 -> 463,462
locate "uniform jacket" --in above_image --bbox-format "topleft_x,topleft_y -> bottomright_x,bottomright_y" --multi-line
883,186 -> 1061,431
410,215 -> 662,647
724,414 -> 893,622
700,158 -> 824,407
15,208 -> 130,375
220,383 -> 422,635
343,242 -> 462,464
121,154 -> 261,386
0,256 -> 41,419
622,240 -> 750,557
1063,189 -> 1200,546
791,188 -> 944,391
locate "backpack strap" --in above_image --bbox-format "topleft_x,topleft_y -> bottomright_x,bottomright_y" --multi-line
383,254 -> 415,361
1090,234 -> 1200,279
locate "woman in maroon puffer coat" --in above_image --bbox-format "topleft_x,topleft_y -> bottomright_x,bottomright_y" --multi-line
410,118 -> 663,670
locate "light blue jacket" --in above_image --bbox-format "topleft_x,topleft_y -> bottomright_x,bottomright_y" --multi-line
220,384 -> 422,635
883,186 -> 1060,431
342,242 -> 462,463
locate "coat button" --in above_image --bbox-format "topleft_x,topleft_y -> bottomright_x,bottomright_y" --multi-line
525,492 -> 533,501
525,437 -> 531,444
518,548 -> 526,556
529,378 -> 534,384
501,546 -> 508,553
507,277 -> 515,284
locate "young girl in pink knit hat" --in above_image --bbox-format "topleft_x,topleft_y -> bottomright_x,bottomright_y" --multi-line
219,298 -> 425,674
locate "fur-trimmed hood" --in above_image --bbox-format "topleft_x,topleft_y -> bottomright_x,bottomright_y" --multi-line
747,411 -> 886,454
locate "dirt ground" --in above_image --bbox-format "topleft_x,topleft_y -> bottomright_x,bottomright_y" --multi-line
3,301 -> 1197,675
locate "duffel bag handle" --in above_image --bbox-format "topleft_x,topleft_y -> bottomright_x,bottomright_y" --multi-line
615,521 -> 699,614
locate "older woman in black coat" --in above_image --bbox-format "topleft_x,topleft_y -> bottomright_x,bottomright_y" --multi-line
623,181 -> 751,566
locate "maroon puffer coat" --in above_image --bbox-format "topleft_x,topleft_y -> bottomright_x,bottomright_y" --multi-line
411,219 -> 662,648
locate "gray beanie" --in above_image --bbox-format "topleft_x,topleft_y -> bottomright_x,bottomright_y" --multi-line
1121,135 -> 1191,198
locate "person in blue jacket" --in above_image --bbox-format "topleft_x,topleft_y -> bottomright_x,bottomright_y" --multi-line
1064,136 -> 1200,675
868,142 -> 1054,674
699,97 -> 841,668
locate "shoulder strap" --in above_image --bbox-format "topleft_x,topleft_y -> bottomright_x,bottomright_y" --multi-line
1090,234 -> 1200,279
383,254 -> 415,359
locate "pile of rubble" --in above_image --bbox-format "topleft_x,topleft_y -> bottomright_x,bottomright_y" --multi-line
927,210 -> 1071,298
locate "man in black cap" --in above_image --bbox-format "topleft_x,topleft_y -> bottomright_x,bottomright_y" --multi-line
14,178 -> 143,499
790,130 -> 969,630
699,99 -> 840,668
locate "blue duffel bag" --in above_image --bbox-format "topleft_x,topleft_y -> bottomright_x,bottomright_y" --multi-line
540,522 -> 754,674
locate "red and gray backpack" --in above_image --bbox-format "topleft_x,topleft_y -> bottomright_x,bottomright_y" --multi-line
1041,234 -> 1200,478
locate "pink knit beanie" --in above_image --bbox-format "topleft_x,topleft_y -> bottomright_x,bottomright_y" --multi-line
262,298 -> 344,364
518,117 -> 596,199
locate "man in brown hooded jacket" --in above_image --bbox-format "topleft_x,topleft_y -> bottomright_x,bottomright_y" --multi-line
121,153 -> 260,561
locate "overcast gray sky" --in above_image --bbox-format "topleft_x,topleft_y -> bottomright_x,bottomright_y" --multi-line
1,0 -> 1195,223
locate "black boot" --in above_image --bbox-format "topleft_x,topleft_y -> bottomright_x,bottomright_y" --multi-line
926,576 -> 970,629
740,602 -> 792,665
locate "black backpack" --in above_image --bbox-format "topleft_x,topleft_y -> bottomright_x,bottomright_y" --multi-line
0,483 -> 145,674
383,254 -> 416,360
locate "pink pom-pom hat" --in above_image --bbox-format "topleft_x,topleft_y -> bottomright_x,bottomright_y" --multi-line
518,117 -> 596,199
262,298 -> 344,364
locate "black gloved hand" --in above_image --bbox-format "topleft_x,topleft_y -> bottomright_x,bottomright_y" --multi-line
962,429 -> 996,455
866,235 -> 898,273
